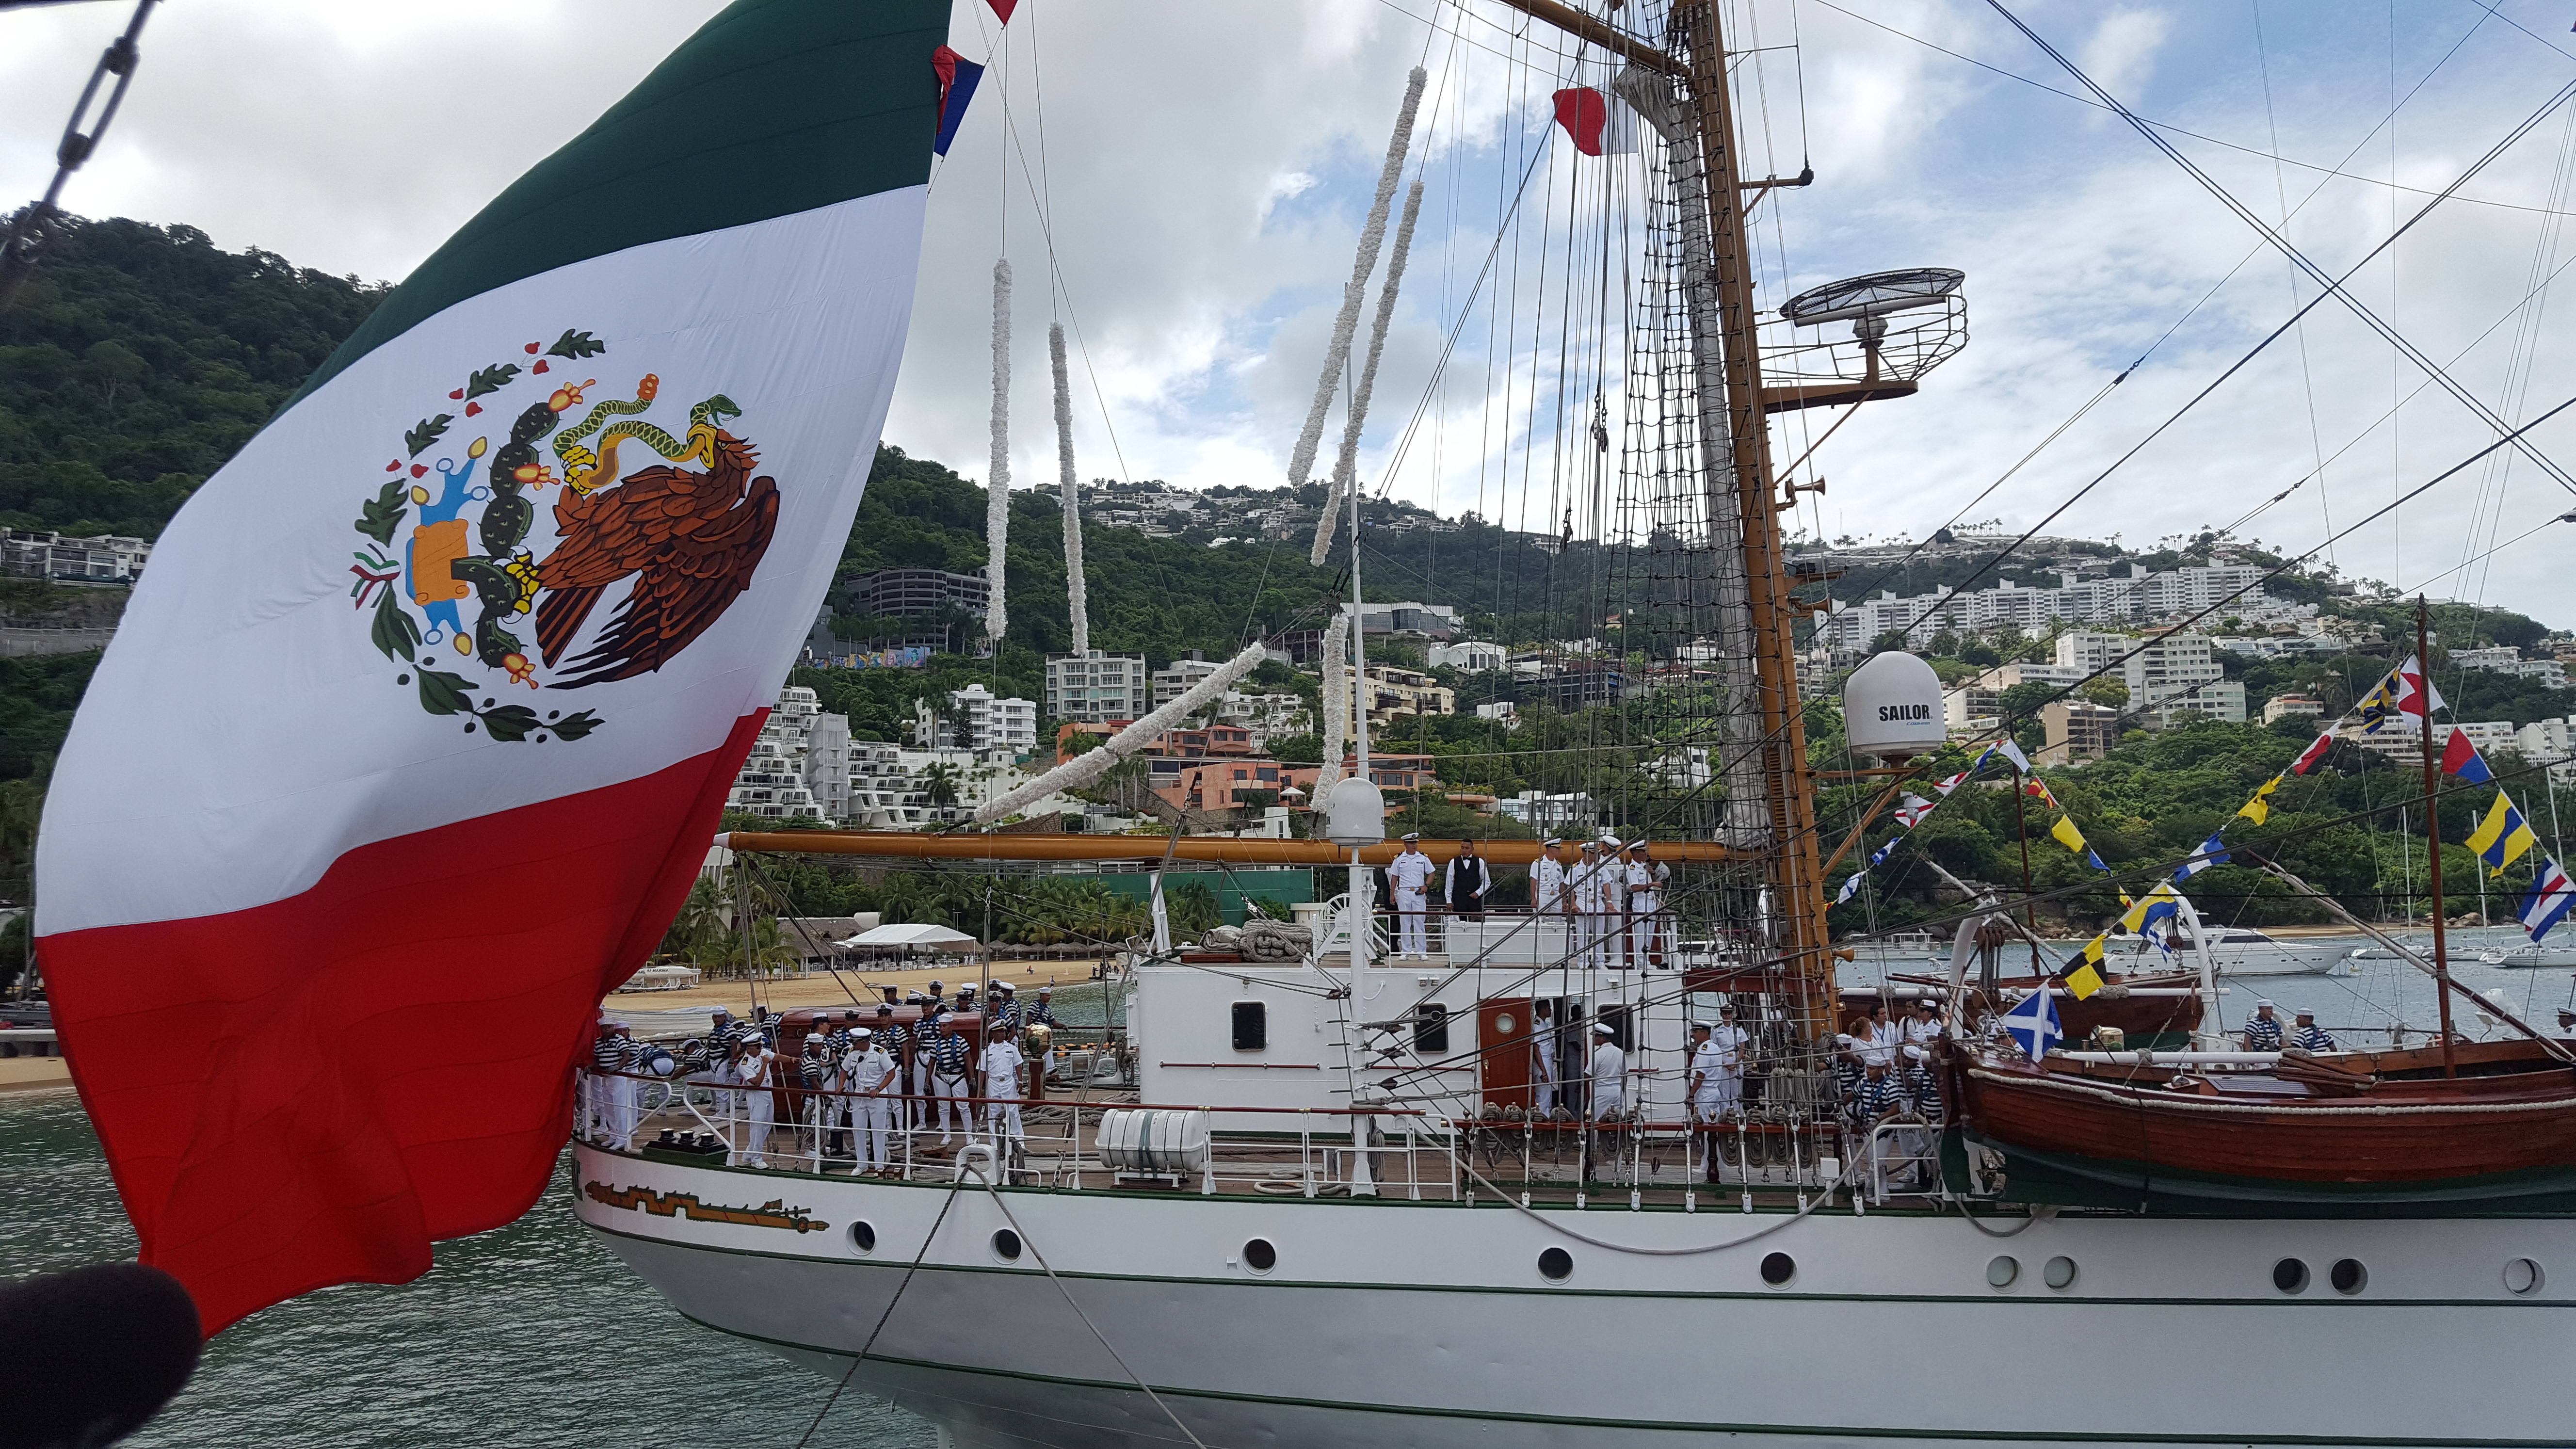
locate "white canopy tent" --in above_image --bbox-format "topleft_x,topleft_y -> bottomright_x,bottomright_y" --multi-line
834,923 -> 983,952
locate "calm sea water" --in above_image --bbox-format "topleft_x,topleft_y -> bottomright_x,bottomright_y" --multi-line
0,1092 -> 933,1449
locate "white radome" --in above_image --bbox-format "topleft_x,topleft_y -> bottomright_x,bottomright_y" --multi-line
1842,650 -> 1946,760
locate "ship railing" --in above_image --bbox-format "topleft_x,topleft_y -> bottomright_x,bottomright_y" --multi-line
578,1067 -> 1467,1200
1861,1114 -> 1942,1206
1313,891 -> 1390,962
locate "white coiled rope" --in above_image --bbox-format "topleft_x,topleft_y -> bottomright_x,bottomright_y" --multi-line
1311,177 -> 1425,567
975,639 -> 1268,822
1313,610 -> 1350,793
983,258 -> 1012,641
1287,67 -> 1426,511
1050,322 -> 1089,656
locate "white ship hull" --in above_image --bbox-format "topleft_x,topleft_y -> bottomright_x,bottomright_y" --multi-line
572,1144 -> 2576,1448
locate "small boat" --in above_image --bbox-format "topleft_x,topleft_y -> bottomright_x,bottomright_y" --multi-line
2162,926 -> 2339,977
1946,1036 -> 2576,1211
1883,969 -> 2205,1049
2481,942 -> 2576,969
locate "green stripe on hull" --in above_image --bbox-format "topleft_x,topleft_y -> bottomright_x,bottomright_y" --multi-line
289,0 -> 952,407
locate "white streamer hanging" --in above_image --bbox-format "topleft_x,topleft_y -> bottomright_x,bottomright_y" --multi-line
1313,610 -> 1351,794
1051,322 -> 1089,656
1309,177 -> 1425,567
975,640 -> 1269,823
984,258 -> 1012,641
1285,67 -> 1426,504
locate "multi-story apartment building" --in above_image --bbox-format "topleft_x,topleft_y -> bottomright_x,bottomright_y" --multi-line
915,683 -> 1037,755
1818,564 -> 2309,648
1429,640 -> 1506,671
1336,664 -> 1456,734
1152,653 -> 1225,709
1,530 -> 150,584
1212,691 -> 1308,744
2517,718 -> 2574,786
2262,694 -> 2324,726
845,567 -> 991,620
1046,649 -> 1150,722
726,686 -> 832,821
2454,645 -> 2569,690
2121,632 -> 2246,727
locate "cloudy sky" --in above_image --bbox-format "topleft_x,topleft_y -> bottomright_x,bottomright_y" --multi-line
7,0 -> 2576,626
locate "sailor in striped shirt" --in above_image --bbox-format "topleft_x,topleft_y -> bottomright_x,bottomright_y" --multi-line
2290,1007 -> 2335,1053
1903,1045 -> 1945,1121
586,1027 -> 623,1142
926,1018 -> 973,1145
988,982 -> 1021,1035
1849,1061 -> 1906,1125
2243,1000 -> 2284,1051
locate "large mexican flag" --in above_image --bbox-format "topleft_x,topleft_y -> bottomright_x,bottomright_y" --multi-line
35,0 -> 952,1333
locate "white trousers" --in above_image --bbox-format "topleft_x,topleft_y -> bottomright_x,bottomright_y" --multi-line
983,1095 -> 1025,1143
933,1073 -> 969,1137
1393,888 -> 1428,955
1628,895 -> 1665,966
605,1074 -> 638,1148
1592,1087 -> 1625,1121
740,1089 -> 775,1167
1531,1047 -> 1557,1116
1578,910 -> 1610,968
856,1095 -> 894,1168
911,1060 -> 933,1127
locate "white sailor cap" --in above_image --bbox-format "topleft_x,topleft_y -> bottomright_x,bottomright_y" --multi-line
995,981 -> 1016,993
1401,832 -> 1420,842
1690,1020 -> 1713,1031
2255,998 -> 2275,1009
1593,1022 -> 1616,1035
1717,1002 -> 1737,1014
2293,1005 -> 2316,1017
1579,840 -> 1600,853
1599,835 -> 1623,849
1542,837 -> 1563,847
851,1028 -> 871,1040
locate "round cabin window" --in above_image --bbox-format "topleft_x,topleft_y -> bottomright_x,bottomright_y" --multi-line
1495,1014 -> 1516,1035
2044,1256 -> 2077,1291
993,1229 -> 1023,1263
848,1221 -> 876,1255
1243,1238 -> 1277,1274
2330,1258 -> 2367,1295
1538,1247 -> 1574,1283
1986,1256 -> 2019,1288
2504,1258 -> 2545,1296
2272,1258 -> 2309,1294
1759,1252 -> 1796,1288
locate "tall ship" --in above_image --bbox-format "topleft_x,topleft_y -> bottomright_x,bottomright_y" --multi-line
26,2 -> 2576,1448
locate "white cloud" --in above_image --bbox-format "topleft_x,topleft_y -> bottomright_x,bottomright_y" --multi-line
3,0 -> 2573,625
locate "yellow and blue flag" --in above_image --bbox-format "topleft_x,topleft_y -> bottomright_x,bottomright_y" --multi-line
2467,791 -> 2539,878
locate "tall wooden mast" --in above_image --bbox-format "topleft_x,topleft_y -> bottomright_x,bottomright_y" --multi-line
1487,0 -> 1834,1018
1671,0 -> 1834,1009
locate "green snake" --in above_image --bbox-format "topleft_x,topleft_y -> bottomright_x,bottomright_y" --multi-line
556,393 -> 743,491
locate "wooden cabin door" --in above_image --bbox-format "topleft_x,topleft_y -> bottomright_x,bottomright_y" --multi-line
1478,998 -> 1533,1110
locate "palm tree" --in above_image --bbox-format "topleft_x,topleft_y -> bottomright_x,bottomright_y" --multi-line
921,761 -> 962,810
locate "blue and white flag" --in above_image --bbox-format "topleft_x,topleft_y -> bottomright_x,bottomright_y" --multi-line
2174,834 -> 2230,884
2522,858 -> 2576,944
2000,986 -> 2061,1063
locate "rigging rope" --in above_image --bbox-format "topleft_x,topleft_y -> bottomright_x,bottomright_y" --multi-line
1049,322 -> 1089,654
984,259 -> 1013,642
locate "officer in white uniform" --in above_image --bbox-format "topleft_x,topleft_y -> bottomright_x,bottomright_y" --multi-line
1587,1021 -> 1626,1119
1388,834 -> 1437,958
1704,1004 -> 1750,1110
1534,838 -> 1570,913
1624,842 -> 1670,968
842,1028 -> 900,1174
981,1030 -> 1027,1148
733,1036 -> 776,1169
1529,999 -> 1560,1117
1574,841 -> 1608,968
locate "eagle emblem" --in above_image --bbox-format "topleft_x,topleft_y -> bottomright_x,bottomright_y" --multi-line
349,329 -> 779,742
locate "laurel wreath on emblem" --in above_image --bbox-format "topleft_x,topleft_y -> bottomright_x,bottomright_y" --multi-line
349,329 -> 781,744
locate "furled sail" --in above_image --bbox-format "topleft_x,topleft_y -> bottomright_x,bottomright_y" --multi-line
33,0 -> 954,1334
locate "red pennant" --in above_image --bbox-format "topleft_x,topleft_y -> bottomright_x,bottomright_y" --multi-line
2289,731 -> 2333,776
1552,87 -> 1609,157
986,0 -> 1018,20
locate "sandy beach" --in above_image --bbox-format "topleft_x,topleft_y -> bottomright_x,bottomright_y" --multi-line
599,959 -> 1111,1020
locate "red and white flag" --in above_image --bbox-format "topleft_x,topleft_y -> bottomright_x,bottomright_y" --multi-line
1551,86 -> 1640,157
36,0 -> 951,1333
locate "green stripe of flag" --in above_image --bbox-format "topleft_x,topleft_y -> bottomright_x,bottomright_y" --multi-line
289,0 -> 952,409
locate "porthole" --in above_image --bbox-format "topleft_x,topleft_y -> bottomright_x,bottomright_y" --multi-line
2044,1256 -> 2077,1291
1985,1255 -> 2019,1288
1538,1247 -> 1574,1283
1494,1013 -> 1517,1036
848,1220 -> 876,1255
2330,1258 -> 2367,1295
1759,1252 -> 1796,1288
992,1228 -> 1023,1263
2272,1257 -> 2309,1294
1243,1238 -> 1277,1274
2505,1258 -> 2546,1296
